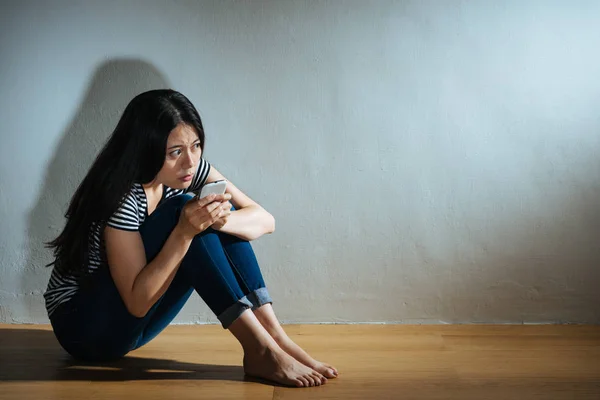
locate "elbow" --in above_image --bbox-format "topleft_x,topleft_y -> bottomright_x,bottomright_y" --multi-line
126,297 -> 149,318
128,304 -> 148,319
246,213 -> 275,241
266,213 -> 276,234
125,278 -> 151,318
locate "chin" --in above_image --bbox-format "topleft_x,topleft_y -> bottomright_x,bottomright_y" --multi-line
169,180 -> 192,190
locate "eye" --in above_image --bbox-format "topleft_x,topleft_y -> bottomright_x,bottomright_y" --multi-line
194,143 -> 201,149
169,149 -> 182,157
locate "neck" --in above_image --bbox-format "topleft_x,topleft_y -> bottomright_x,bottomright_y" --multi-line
142,180 -> 163,193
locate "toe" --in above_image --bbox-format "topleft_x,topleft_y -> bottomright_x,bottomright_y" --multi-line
299,376 -> 310,387
321,368 -> 335,378
313,372 -> 326,385
317,365 -> 335,378
314,362 -> 337,378
326,365 -> 338,377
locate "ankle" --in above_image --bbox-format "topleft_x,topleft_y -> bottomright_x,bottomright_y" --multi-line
243,340 -> 280,357
258,323 -> 287,343
228,309 -> 278,352
269,329 -> 292,346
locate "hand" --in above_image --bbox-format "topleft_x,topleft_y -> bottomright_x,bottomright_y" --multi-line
177,193 -> 232,239
211,200 -> 233,231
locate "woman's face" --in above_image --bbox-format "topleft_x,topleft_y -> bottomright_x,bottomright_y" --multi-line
155,123 -> 202,189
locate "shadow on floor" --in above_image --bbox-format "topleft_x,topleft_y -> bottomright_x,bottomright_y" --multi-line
0,328 -> 246,382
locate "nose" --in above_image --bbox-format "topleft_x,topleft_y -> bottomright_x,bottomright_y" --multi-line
182,151 -> 194,170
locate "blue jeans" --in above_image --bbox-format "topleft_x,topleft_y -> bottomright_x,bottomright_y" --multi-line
49,194 -> 273,362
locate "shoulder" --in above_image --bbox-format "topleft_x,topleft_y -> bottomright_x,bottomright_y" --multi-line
106,184 -> 144,231
185,158 -> 212,193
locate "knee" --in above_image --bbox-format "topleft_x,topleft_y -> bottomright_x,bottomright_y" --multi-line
155,193 -> 195,216
149,193 -> 195,214
139,193 -> 194,237
169,193 -> 195,208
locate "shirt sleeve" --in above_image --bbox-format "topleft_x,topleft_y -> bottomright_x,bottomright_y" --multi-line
106,190 -> 141,231
185,157 -> 211,194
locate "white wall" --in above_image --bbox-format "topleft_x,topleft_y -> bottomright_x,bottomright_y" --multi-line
1,0 -> 598,324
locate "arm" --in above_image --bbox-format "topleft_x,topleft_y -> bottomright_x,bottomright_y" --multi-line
104,194 -> 226,318
205,166 -> 275,241
104,225 -> 192,318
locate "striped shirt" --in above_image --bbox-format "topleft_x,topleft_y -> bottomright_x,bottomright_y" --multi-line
44,158 -> 211,317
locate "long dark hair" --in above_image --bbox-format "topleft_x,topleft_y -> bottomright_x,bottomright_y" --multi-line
45,89 -> 205,280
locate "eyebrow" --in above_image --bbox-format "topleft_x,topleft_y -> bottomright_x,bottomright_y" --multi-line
167,139 -> 200,150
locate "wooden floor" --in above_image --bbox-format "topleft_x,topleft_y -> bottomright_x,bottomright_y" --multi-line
0,324 -> 598,399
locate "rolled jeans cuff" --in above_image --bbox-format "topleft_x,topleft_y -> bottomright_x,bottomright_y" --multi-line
217,287 -> 273,329
247,287 -> 273,311
217,296 -> 253,329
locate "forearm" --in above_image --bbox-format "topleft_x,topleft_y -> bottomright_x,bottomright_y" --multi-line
131,226 -> 192,316
217,205 -> 275,241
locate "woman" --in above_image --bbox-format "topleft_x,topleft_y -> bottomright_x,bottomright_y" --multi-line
44,89 -> 338,388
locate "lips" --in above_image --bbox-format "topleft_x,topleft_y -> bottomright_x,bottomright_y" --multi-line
180,174 -> 193,182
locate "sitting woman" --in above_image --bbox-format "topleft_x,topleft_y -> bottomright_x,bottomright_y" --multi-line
44,89 -> 338,388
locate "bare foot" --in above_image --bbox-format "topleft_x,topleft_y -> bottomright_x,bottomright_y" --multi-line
243,345 -> 327,388
273,335 -> 339,379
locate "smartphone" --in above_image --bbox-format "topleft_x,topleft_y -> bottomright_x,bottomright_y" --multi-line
196,179 -> 227,200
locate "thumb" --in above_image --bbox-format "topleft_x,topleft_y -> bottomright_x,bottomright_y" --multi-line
196,193 -> 217,207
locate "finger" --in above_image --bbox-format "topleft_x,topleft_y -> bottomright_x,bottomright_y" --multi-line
213,193 -> 232,203
210,204 -> 224,219
204,200 -> 223,214
196,193 -> 217,207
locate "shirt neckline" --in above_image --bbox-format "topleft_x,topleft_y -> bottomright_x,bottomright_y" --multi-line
139,183 -> 166,217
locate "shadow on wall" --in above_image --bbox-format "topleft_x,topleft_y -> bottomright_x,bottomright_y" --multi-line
21,59 -> 171,321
